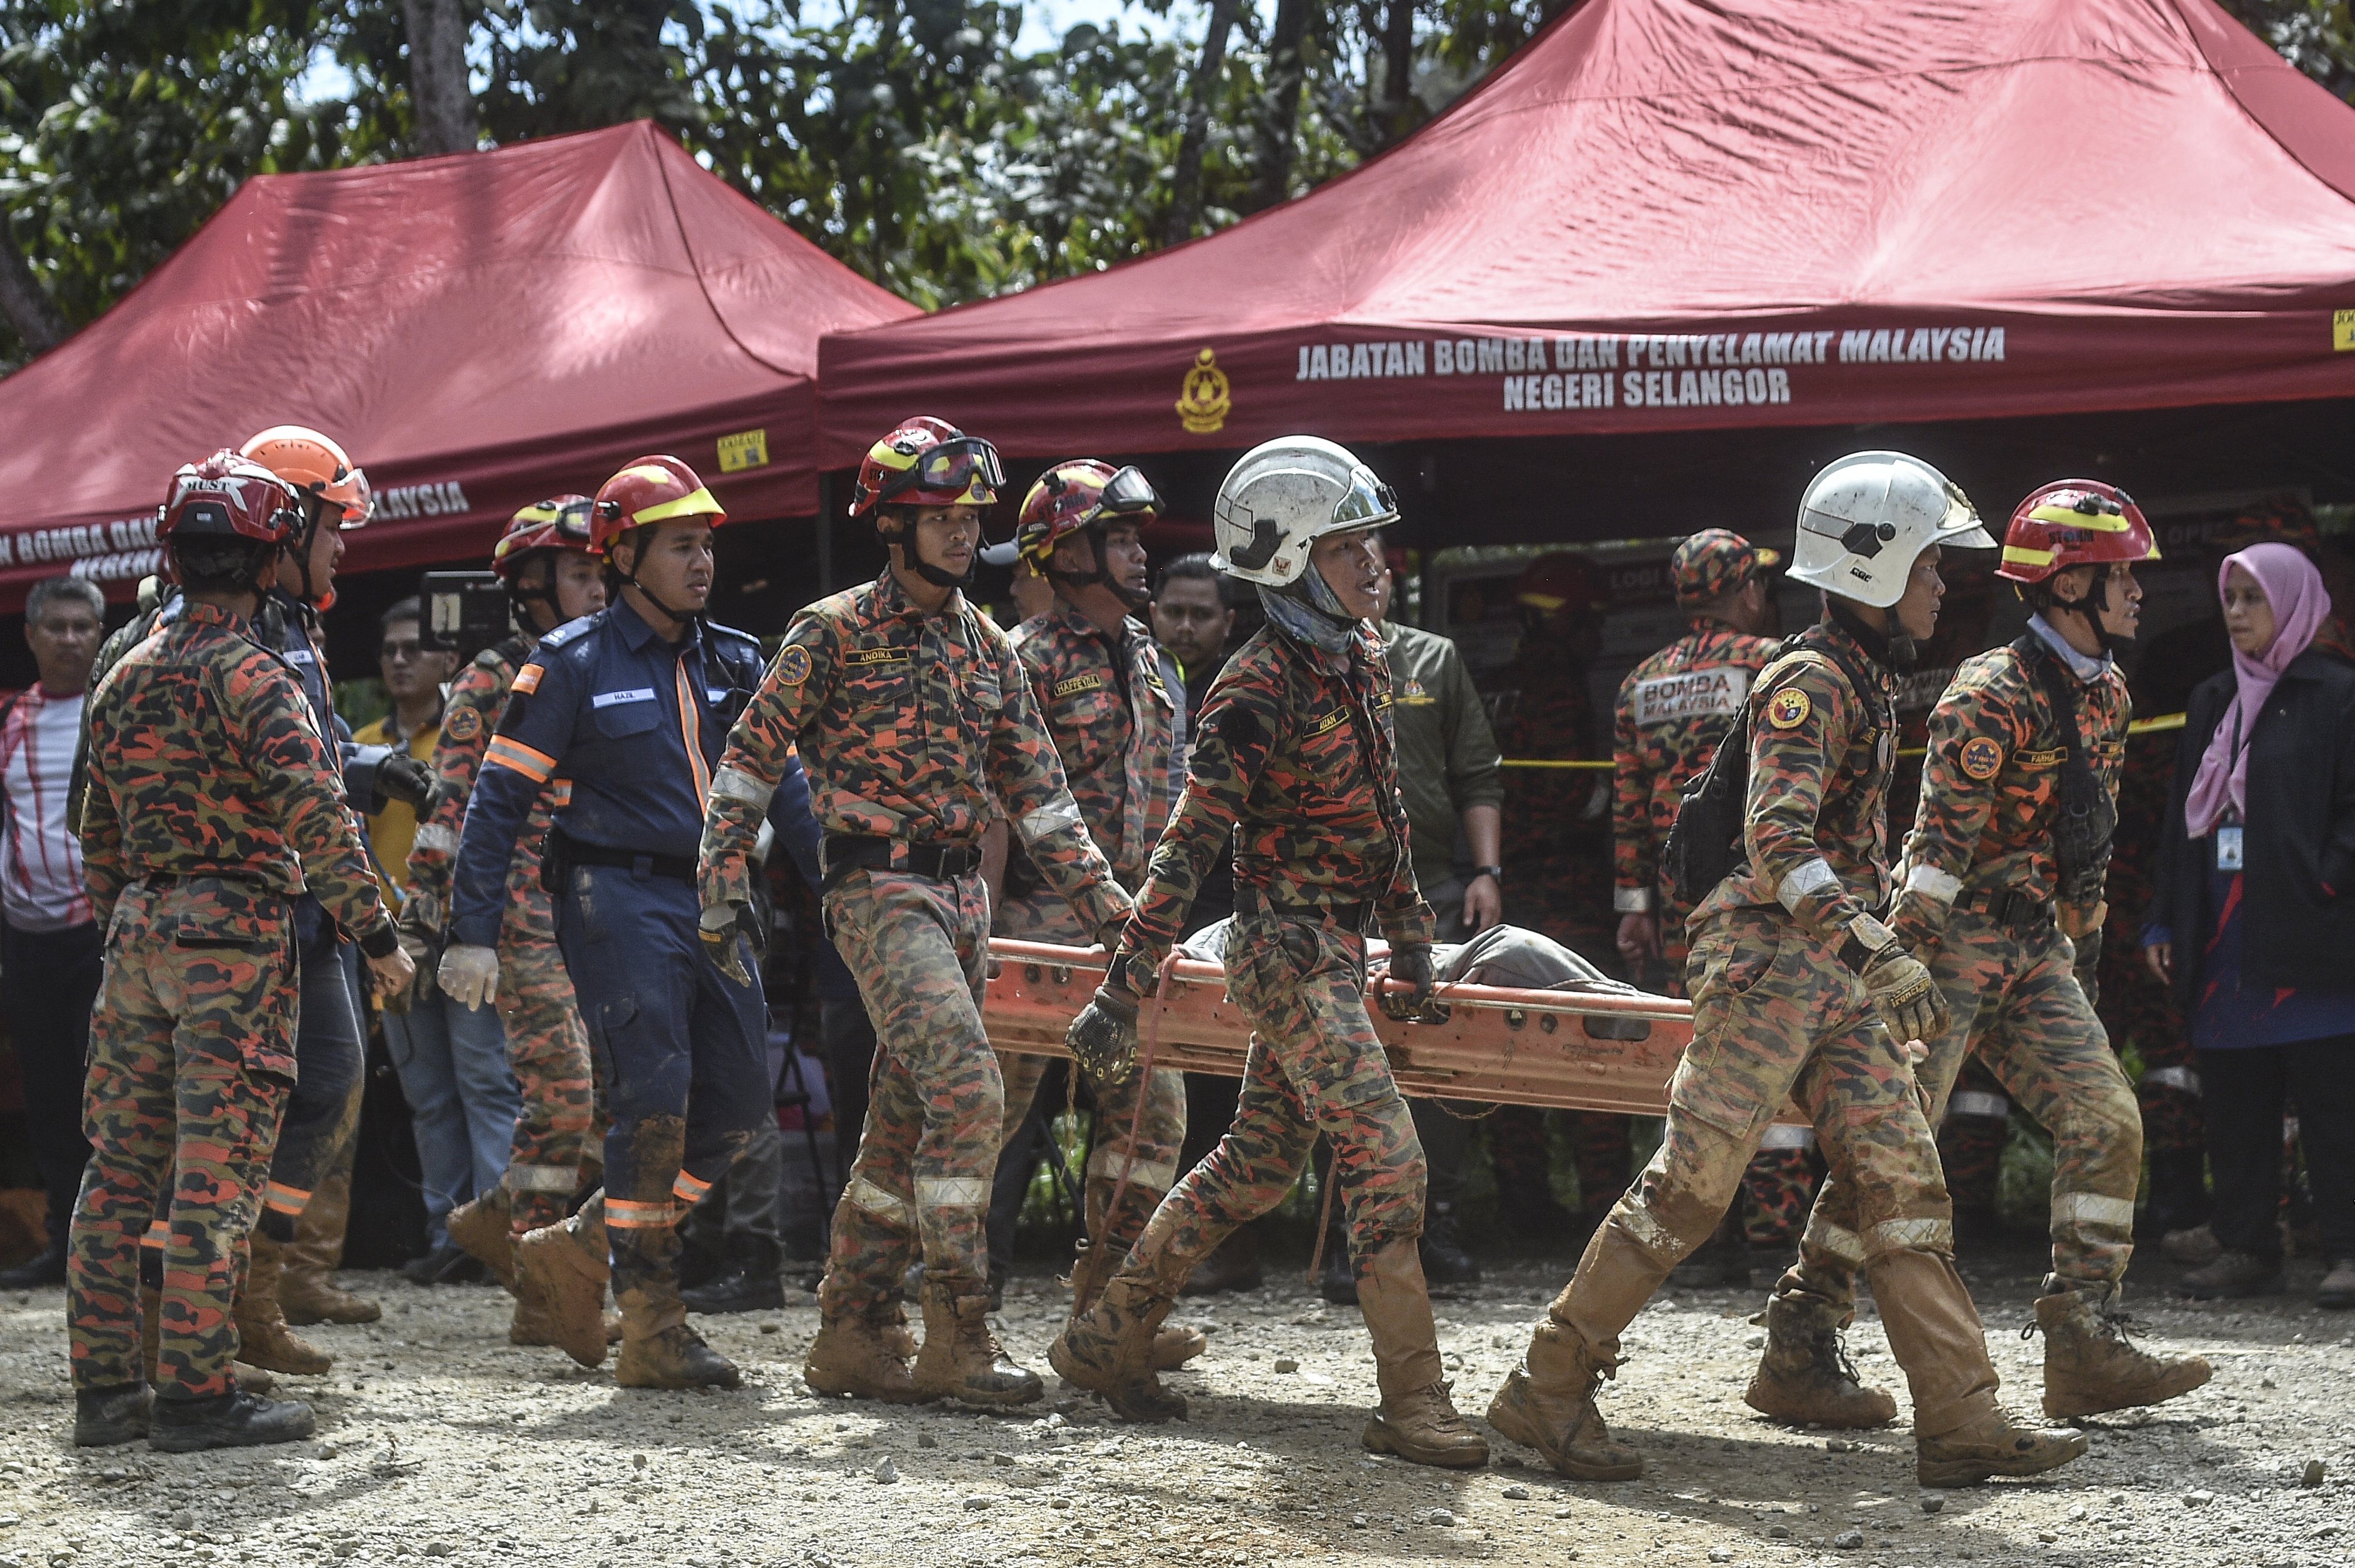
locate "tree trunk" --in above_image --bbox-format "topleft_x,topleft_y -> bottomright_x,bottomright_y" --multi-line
405,0 -> 479,157
1377,0 -> 1417,144
1160,0 -> 1241,247
0,228 -> 67,357
1247,0 -> 1313,212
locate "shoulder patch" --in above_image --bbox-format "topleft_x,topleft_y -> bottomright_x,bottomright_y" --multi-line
444,707 -> 483,743
1958,736 -> 2005,780
776,644 -> 812,687
513,663 -> 544,695
1765,687 -> 1812,730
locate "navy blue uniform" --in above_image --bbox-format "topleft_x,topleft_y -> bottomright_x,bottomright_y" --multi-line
453,596 -> 802,1301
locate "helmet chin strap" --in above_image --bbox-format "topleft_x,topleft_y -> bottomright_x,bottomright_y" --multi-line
2051,573 -> 2130,658
613,538 -> 704,630
1828,596 -> 1919,669
1046,526 -> 1153,613
880,516 -> 975,590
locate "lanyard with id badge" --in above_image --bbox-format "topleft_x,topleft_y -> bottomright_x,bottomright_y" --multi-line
2214,707 -> 2249,871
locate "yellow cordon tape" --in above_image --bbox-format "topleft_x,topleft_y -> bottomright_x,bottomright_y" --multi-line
1499,711 -> 2187,768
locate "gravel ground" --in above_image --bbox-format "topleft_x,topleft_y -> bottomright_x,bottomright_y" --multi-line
1,1240 -> 2347,1568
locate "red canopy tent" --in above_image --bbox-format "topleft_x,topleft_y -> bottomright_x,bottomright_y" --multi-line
0,121 -> 913,611
817,0 -> 2355,467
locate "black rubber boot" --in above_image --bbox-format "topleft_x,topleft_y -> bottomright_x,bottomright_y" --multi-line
0,1240 -> 67,1288
73,1384 -> 151,1447
1419,1200 -> 1481,1286
149,1390 -> 315,1453
681,1234 -> 786,1315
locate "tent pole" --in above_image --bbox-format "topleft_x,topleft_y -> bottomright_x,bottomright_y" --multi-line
817,471 -> 835,595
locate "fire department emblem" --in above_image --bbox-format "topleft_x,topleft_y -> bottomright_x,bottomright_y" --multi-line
1176,348 -> 1231,435
1958,736 -> 2004,780
1765,688 -> 1811,730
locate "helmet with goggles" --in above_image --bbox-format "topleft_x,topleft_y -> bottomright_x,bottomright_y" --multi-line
492,495 -> 596,579
851,417 -> 1003,517
1006,460 -> 1160,612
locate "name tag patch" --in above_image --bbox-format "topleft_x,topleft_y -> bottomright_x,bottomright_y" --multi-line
1311,710 -> 1346,735
592,688 -> 656,709
844,647 -> 912,667
1633,667 -> 1749,727
1053,673 -> 1104,699
2215,824 -> 2245,871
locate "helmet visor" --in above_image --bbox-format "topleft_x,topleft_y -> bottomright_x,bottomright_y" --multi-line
1332,470 -> 1400,531
1097,465 -> 1160,518
337,469 -> 374,530
885,436 -> 1005,506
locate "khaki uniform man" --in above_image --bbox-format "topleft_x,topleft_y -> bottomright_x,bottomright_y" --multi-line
1485,452 -> 2089,1490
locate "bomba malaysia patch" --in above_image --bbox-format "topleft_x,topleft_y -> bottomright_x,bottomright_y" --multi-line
1765,688 -> 1811,730
776,644 -> 812,686
1958,736 -> 2004,780
444,707 -> 483,742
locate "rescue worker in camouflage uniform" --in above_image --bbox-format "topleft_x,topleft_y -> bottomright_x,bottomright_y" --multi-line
1492,555 -> 1624,1237
1611,528 -> 1816,1279
986,460 -> 1205,1372
405,498 -> 610,1347
1485,452 -> 2089,1489
1774,480 -> 2208,1422
1053,436 -> 1489,1470
449,456 -> 786,1391
69,454 -> 412,1452
698,418 -> 1131,1409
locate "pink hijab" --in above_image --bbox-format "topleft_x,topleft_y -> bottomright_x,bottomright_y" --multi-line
2183,542 -> 2333,836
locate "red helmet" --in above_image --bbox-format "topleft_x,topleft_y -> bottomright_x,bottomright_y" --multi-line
591,456 -> 725,554
1013,460 -> 1159,566
160,452 -> 304,546
1516,552 -> 1608,618
1997,480 -> 2159,584
239,426 -> 372,530
492,495 -> 595,579
851,417 -> 1003,517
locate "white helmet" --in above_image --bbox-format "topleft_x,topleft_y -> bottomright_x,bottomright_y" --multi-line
1789,452 -> 1995,607
1211,436 -> 1399,588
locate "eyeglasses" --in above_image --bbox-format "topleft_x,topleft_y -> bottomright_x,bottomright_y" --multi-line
381,639 -> 423,661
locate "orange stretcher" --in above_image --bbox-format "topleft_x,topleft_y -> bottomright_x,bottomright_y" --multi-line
983,938 -> 1697,1116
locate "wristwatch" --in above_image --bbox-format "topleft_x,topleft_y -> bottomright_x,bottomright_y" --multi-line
1470,865 -> 1505,884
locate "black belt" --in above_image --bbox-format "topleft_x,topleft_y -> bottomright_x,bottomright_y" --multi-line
1959,886 -> 2052,929
1262,896 -> 1374,934
821,833 -> 984,894
558,834 -> 695,884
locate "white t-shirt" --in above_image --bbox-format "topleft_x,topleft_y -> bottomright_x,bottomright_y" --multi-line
2,687 -> 91,932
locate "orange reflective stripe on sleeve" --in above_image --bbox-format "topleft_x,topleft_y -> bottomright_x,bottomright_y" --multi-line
551,779 -> 574,809
604,1199 -> 679,1230
671,1169 -> 713,1206
264,1180 -> 312,1217
513,663 -> 545,695
487,736 -> 556,783
676,664 -> 711,806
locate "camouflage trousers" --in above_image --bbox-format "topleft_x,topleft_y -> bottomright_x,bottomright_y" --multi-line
498,885 -> 599,1234
1555,905 -> 2000,1437
995,892 -> 1185,1253
820,868 -> 1002,1305
1113,901 -> 1427,1291
1798,910 -> 2140,1301
69,881 -> 295,1399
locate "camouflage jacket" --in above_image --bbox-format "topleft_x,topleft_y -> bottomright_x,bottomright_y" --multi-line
1005,601 -> 1185,904
1895,623 -> 2128,948
80,600 -> 392,949
1695,615 -> 1895,947
405,632 -> 564,927
1113,619 -> 1434,983
699,566 -> 1128,934
1611,619 -> 1779,915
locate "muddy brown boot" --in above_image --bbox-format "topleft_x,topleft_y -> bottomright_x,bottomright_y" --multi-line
2032,1278 -> 2211,1419
1916,1404 -> 2088,1487
806,1283 -> 926,1403
1485,1316 -> 1643,1481
277,1172 -> 381,1326
233,1232 -> 332,1376
1069,1237 -> 1206,1373
1051,1270 -> 1187,1421
1353,1240 -> 1487,1468
614,1285 -> 741,1390
446,1185 -> 519,1295
914,1278 -> 1042,1407
1743,1291 -> 1896,1428
514,1200 -> 611,1369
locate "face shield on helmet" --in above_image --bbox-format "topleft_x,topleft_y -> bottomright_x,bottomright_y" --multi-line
1787,451 -> 1994,610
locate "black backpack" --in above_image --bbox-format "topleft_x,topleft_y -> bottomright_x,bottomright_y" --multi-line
2013,633 -> 2116,903
1664,633 -> 1885,907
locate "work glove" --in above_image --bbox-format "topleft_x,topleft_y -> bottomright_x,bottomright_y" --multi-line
375,751 -> 434,811
1854,939 -> 1948,1048
1066,958 -> 1142,1091
1377,942 -> 1442,1023
437,942 -> 500,1010
700,901 -> 755,987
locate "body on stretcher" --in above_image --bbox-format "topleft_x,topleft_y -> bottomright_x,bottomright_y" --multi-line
984,919 -> 1807,1122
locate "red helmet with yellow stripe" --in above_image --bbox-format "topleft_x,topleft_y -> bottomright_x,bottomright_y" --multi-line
1997,480 -> 2158,584
492,495 -> 595,579
591,456 -> 726,553
850,417 -> 1002,517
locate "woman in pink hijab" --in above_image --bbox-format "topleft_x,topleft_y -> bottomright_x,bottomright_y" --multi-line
2143,541 -> 2355,1310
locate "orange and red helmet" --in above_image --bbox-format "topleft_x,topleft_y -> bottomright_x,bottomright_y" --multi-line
1012,460 -> 1159,567
160,452 -> 304,547
239,426 -> 371,531
493,495 -> 595,580
591,456 -> 725,554
1997,480 -> 2159,585
851,417 -> 1002,517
